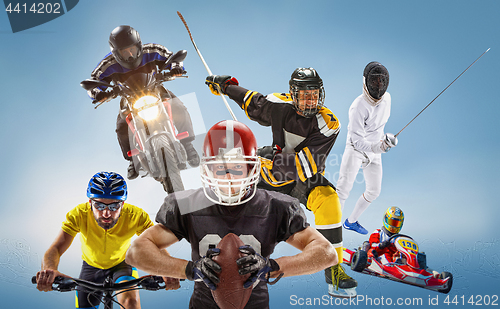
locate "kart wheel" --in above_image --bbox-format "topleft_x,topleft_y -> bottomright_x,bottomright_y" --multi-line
438,271 -> 453,294
351,250 -> 368,272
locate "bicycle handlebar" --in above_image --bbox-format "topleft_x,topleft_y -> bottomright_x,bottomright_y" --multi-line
32,275 -> 166,292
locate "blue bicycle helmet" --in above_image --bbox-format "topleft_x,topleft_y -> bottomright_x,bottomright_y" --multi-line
87,172 -> 128,201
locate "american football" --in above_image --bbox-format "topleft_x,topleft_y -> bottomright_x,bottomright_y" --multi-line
211,233 -> 252,309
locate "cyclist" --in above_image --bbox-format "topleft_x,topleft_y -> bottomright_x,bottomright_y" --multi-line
35,171 -> 178,309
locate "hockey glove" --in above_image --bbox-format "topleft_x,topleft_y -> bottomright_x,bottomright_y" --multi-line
237,245 -> 282,288
185,248 -> 221,291
205,75 -> 239,96
257,145 -> 282,161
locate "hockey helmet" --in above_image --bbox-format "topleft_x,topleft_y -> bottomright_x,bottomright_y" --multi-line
109,25 -> 143,70
289,68 -> 325,117
382,206 -> 404,235
201,120 -> 260,206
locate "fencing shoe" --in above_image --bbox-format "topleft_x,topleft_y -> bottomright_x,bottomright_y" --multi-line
343,219 -> 368,235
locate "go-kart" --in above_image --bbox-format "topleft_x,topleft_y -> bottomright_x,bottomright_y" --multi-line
343,234 -> 453,294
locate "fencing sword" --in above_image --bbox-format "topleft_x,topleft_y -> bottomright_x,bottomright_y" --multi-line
395,48 -> 490,137
177,11 -> 238,121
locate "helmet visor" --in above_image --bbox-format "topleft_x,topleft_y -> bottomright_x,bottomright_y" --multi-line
385,217 -> 403,230
118,44 -> 141,63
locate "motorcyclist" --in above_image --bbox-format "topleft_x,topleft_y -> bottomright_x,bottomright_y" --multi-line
86,25 -> 199,180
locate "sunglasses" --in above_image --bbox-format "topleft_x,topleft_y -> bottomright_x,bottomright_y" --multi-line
91,200 -> 123,211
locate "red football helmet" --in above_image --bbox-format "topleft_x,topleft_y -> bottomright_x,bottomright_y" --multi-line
201,120 -> 260,206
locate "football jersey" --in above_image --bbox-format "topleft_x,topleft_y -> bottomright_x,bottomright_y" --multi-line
155,188 -> 309,309
225,86 -> 340,185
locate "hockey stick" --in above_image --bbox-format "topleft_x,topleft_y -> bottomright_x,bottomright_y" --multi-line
177,11 -> 238,121
395,48 -> 490,137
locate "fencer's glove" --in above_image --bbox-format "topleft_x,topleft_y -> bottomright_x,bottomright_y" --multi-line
237,245 -> 282,288
371,133 -> 398,153
169,62 -> 186,76
257,145 -> 282,160
94,91 -> 113,104
205,75 -> 239,95
185,248 -> 221,291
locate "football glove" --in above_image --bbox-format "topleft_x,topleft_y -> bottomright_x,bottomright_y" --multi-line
205,75 -> 239,96
185,248 -> 221,291
237,245 -> 282,288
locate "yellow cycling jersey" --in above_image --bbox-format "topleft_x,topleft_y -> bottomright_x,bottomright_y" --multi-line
61,202 -> 153,269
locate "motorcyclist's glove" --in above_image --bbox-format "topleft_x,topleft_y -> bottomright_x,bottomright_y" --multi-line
185,248 -> 221,291
169,62 -> 185,76
205,75 -> 239,96
237,245 -> 282,288
95,91 -> 112,103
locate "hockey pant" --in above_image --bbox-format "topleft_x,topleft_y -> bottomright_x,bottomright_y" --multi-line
336,146 -> 382,222
115,96 -> 195,161
306,185 -> 344,284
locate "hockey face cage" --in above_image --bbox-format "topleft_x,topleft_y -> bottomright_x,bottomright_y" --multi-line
200,148 -> 260,206
289,68 -> 325,117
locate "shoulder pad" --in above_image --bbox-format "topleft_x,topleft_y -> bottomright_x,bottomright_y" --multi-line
143,43 -> 172,58
91,53 -> 119,79
265,93 -> 293,103
316,107 -> 341,137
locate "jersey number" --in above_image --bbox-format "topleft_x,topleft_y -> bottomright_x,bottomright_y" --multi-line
199,234 -> 262,256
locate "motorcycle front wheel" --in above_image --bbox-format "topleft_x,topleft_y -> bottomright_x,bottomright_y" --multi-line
150,135 -> 185,194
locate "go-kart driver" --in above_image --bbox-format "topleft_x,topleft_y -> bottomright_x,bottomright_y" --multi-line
366,206 -> 404,264
366,207 -> 440,278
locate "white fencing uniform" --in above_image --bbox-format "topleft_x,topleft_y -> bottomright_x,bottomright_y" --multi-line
337,90 -> 391,223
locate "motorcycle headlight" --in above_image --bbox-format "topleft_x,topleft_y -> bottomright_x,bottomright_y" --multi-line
134,95 -> 160,121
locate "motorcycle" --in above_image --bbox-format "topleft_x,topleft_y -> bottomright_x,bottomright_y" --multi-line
80,50 -> 190,193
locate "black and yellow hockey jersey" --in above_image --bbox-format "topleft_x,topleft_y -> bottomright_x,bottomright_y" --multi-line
225,85 -> 340,187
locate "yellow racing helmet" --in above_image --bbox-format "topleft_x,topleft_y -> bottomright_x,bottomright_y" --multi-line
382,207 -> 404,235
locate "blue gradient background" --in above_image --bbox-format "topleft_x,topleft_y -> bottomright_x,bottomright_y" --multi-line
1,1 -> 499,308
